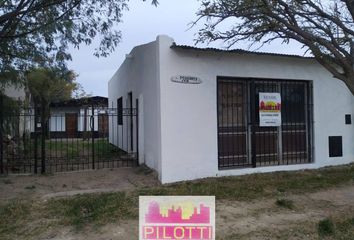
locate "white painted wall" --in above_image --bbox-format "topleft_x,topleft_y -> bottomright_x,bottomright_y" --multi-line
77,108 -> 103,132
109,35 -> 354,184
157,36 -> 354,183
48,108 -> 103,132
49,112 -> 66,132
108,38 -> 161,173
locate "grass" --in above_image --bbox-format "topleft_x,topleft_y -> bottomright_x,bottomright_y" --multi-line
46,192 -> 138,230
275,198 -> 294,209
16,138 -> 123,160
0,201 -> 31,238
138,164 -> 354,201
335,216 -> 354,239
48,164 -> 354,230
223,216 -> 354,240
45,139 -> 123,159
0,164 -> 353,239
317,216 -> 354,239
46,140 -> 79,158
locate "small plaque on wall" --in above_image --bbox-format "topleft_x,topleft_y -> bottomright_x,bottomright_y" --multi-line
171,75 -> 202,84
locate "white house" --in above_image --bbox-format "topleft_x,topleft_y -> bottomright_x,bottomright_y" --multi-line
108,35 -> 354,184
47,96 -> 109,138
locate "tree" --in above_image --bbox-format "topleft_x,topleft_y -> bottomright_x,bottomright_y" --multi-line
196,0 -> 354,94
27,67 -> 78,136
27,67 -> 78,112
26,67 -> 78,173
0,0 -> 158,86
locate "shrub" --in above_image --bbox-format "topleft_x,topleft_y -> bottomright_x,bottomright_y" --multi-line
318,218 -> 335,237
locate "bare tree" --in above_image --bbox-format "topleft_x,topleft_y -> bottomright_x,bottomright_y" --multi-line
196,0 -> 354,94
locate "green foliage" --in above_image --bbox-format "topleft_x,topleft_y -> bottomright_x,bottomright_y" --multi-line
318,218 -> 335,237
0,0 -> 158,85
196,0 -> 354,94
27,67 -> 77,104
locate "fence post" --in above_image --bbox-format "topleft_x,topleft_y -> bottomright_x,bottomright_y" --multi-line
250,81 -> 257,168
91,105 -> 95,169
0,94 -> 4,174
135,99 -> 139,167
40,102 -> 46,174
34,103 -> 38,174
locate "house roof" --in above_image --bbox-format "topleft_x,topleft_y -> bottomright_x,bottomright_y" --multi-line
50,96 -> 108,108
170,43 -> 314,60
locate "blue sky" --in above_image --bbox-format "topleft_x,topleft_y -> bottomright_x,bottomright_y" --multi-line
68,0 -> 304,97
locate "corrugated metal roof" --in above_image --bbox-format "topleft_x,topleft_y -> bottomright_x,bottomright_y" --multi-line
170,43 -> 314,59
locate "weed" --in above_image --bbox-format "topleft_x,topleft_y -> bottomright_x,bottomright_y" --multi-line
318,218 -> 335,237
351,217 -> 354,225
275,198 -> 294,209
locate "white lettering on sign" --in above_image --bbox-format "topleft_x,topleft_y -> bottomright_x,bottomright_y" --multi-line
171,75 -> 202,84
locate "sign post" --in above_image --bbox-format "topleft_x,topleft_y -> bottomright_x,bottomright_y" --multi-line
259,93 -> 281,127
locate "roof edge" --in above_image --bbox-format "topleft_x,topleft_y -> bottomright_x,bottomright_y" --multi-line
170,43 -> 314,60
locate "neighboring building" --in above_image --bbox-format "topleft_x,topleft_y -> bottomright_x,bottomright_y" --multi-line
108,35 -> 354,184
48,96 -> 109,138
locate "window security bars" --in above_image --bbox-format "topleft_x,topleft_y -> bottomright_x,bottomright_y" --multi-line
217,78 -> 314,169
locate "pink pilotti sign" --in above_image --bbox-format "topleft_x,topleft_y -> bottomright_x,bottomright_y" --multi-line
139,196 -> 215,240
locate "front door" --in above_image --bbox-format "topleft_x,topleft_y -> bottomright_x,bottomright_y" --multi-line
98,114 -> 108,137
218,80 -> 249,168
217,78 -> 313,169
251,81 -> 280,166
65,113 -> 78,138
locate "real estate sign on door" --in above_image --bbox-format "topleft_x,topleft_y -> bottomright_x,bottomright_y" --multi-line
259,93 -> 281,127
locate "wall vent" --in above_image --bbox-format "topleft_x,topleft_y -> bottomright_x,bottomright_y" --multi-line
329,136 -> 343,157
345,114 -> 352,125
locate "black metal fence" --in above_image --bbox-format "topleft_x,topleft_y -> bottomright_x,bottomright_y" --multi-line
0,101 -> 138,174
217,78 -> 314,169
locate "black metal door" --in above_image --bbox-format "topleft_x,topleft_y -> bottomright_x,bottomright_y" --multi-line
218,78 -> 313,169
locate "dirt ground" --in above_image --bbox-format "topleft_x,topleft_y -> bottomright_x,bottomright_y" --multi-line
1,168 -> 354,239
29,184 -> 353,240
0,167 -> 160,202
